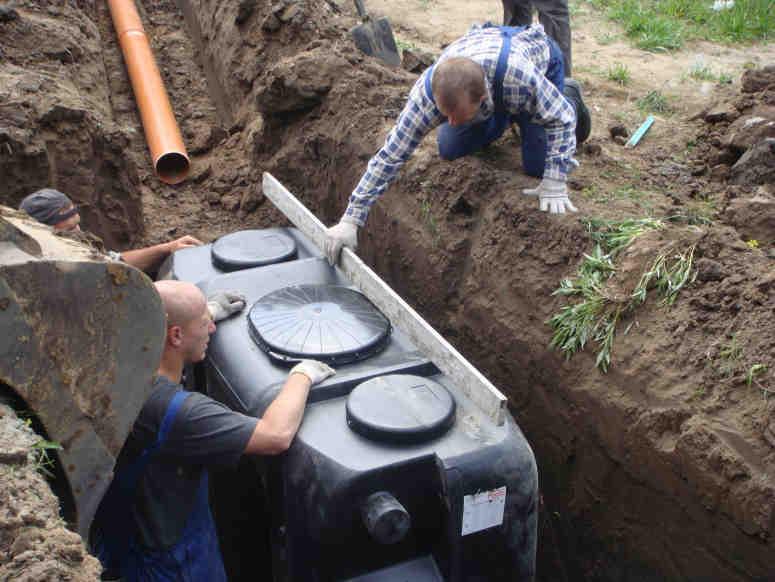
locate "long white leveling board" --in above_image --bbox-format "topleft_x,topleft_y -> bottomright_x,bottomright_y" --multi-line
262,172 -> 507,426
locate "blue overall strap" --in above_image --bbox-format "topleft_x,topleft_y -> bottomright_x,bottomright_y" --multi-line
115,390 -> 189,493
93,390 -> 190,575
429,25 -> 515,110
493,27 -> 515,115
424,65 -> 436,105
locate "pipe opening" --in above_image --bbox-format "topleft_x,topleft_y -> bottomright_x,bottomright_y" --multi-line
155,152 -> 190,184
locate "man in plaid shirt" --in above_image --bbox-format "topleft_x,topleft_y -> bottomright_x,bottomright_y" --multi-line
324,24 -> 591,264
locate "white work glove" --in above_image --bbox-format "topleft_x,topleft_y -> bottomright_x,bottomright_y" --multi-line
207,290 -> 246,322
522,178 -> 578,214
324,219 -> 359,266
289,360 -> 336,386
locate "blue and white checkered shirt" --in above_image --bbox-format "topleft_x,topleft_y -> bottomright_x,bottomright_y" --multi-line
344,25 -> 577,226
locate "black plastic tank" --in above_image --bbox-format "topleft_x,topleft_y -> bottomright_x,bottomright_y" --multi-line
166,230 -> 539,582
158,227 -> 322,283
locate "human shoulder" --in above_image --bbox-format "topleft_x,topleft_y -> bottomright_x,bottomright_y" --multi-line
138,375 -> 185,420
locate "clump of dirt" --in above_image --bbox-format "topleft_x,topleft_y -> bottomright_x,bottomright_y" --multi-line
0,404 -> 100,581
691,65 -> 775,248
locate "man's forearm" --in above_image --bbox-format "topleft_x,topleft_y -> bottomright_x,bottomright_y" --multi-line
120,243 -> 171,273
244,373 -> 312,455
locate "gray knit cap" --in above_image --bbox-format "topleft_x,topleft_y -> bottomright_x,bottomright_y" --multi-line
19,189 -> 78,226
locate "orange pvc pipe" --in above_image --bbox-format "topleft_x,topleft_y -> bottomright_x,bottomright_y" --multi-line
107,0 -> 189,184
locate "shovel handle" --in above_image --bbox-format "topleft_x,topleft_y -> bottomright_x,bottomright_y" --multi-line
353,0 -> 368,20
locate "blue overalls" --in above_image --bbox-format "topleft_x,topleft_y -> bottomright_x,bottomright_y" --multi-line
93,391 -> 227,582
428,26 -> 566,177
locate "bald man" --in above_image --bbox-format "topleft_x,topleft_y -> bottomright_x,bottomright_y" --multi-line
92,280 -> 334,581
324,23 -> 590,264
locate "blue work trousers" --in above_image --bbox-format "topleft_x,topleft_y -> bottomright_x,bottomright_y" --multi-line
437,30 -> 566,178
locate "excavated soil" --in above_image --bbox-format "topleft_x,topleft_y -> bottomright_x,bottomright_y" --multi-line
1,1 -> 774,580
0,404 -> 100,581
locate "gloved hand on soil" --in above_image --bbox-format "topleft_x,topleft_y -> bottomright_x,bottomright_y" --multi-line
324,219 -> 359,266
522,177 -> 578,215
207,290 -> 247,322
289,360 -> 336,385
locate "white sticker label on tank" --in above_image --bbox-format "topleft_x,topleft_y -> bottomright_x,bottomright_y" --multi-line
461,486 -> 507,536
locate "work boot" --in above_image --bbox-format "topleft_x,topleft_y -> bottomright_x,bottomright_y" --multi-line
563,78 -> 591,144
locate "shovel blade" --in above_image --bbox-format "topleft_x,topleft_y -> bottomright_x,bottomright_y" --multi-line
351,17 -> 401,67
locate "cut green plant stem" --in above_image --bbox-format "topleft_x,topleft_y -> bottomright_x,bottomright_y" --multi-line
549,218 -> 696,372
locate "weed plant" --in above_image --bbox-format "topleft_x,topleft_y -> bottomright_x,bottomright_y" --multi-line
687,64 -> 733,83
585,0 -> 773,49
395,38 -> 418,52
419,198 -> 439,242
31,439 -> 62,478
607,62 -> 632,85
637,90 -> 672,114
746,364 -> 772,398
597,31 -> 620,44
549,218 -> 697,371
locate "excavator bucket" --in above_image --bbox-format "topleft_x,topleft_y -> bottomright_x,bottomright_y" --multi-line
0,207 -> 165,538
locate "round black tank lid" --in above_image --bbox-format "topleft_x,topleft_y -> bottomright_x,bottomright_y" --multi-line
248,285 -> 391,365
346,375 -> 456,444
211,229 -> 297,271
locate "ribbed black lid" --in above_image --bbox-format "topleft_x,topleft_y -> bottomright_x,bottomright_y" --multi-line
248,285 -> 391,365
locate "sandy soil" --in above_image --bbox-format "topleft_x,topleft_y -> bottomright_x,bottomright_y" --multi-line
0,405 -> 100,581
0,0 -> 774,580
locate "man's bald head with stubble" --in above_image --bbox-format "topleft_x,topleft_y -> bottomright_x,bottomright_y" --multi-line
155,280 -> 206,327
154,280 -> 215,363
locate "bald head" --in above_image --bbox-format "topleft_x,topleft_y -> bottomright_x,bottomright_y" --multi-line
155,280 -> 206,327
431,57 -> 486,113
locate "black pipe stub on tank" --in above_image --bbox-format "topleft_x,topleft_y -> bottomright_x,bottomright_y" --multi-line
361,491 -> 411,545
248,284 -> 391,365
346,375 -> 456,444
211,229 -> 297,271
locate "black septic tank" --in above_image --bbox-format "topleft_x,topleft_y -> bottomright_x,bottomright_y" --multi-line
163,228 -> 539,582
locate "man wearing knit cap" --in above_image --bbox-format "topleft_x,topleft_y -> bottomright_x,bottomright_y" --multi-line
19,188 -> 202,275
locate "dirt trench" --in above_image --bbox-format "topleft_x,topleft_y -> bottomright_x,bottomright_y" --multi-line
1,1 -> 774,581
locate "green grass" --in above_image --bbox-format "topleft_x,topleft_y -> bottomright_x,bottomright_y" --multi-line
581,184 -> 655,212
637,90 -> 672,115
31,439 -> 62,478
395,38 -> 419,53
607,62 -> 632,85
716,334 -> 743,377
596,31 -> 621,44
687,63 -> 733,83
585,0 -> 773,50
745,364 -> 772,398
549,218 -> 697,371
665,208 -> 714,226
419,198 -> 439,242
746,363 -> 767,387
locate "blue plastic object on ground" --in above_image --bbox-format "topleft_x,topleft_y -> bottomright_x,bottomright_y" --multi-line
625,115 -> 655,148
